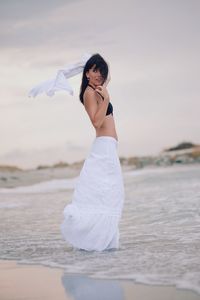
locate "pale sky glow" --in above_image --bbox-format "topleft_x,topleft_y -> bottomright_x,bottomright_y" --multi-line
0,0 -> 199,169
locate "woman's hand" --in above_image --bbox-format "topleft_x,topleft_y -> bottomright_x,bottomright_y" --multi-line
95,85 -> 110,102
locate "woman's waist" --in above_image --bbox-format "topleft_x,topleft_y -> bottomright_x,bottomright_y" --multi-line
96,124 -> 118,141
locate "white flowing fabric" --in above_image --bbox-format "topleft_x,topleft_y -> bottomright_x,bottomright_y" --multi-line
28,52 -> 92,98
60,136 -> 125,251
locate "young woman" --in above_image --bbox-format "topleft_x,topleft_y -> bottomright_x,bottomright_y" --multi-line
60,53 -> 125,251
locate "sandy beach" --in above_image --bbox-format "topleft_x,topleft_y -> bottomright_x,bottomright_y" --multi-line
0,259 -> 200,300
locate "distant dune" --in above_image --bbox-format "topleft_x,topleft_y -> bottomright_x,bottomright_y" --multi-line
163,142 -> 200,152
0,165 -> 23,172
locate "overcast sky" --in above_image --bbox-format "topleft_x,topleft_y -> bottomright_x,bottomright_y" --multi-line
0,0 -> 199,169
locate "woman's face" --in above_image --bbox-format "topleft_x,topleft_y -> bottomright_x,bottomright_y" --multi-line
86,65 -> 104,86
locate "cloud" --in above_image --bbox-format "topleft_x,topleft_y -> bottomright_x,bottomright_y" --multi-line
0,0 -> 117,49
0,0 -> 200,168
0,0 -> 79,21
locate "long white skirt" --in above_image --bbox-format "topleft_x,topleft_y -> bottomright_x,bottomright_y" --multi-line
60,136 -> 125,251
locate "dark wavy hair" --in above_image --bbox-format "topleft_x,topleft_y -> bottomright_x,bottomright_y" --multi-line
79,53 -> 109,104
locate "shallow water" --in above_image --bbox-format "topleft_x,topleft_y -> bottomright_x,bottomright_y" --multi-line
0,164 -> 200,295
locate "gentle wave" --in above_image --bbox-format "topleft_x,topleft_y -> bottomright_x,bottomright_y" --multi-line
0,177 -> 78,194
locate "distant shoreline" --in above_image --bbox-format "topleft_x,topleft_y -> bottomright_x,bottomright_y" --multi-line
0,153 -> 199,172
0,141 -> 199,172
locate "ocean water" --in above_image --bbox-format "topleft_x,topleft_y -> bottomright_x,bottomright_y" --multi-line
0,164 -> 200,295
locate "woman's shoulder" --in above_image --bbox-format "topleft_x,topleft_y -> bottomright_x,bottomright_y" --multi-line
84,86 -> 95,95
83,87 -> 98,105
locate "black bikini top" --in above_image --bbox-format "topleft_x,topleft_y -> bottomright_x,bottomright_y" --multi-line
88,84 -> 113,116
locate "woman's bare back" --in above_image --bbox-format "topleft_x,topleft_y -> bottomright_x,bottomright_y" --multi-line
83,87 -> 118,141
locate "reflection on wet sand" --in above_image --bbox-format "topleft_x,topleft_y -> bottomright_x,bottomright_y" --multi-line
61,273 -> 124,300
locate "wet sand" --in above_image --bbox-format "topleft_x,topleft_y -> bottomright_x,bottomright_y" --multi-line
0,260 -> 200,300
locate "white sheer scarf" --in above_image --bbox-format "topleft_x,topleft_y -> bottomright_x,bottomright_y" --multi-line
28,52 -> 92,98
